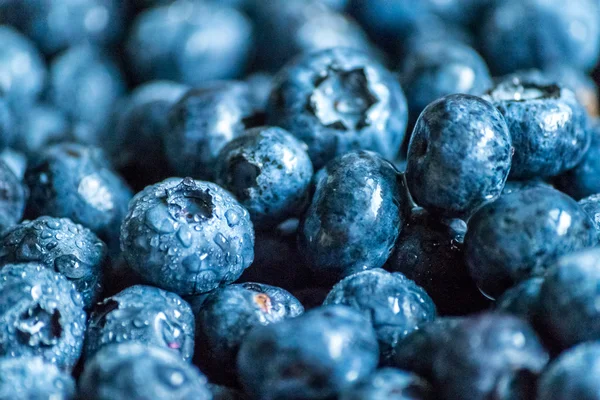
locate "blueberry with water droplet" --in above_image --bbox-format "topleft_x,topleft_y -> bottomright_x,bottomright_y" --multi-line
0,356 -> 75,399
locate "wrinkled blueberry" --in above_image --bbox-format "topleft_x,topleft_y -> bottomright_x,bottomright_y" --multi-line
339,368 -> 434,400
299,151 -> 407,279
120,177 -> 255,296
484,76 -> 589,179
0,216 -> 106,308
0,160 -> 27,234
0,263 -> 86,370
79,342 -> 212,400
194,282 -> 303,384
86,285 -> 194,361
0,356 -> 75,399
405,94 -> 513,219
267,48 -> 408,169
465,186 -> 597,299
323,269 -> 436,363
215,126 -> 313,230
237,305 -> 379,400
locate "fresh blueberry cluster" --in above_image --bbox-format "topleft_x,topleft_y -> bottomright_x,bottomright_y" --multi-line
1,1 -> 600,399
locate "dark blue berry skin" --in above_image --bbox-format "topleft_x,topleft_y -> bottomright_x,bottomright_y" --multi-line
245,73 -> 273,112
24,143 -> 133,257
299,151 -> 407,279
0,357 -> 75,399
79,342 -> 212,400
484,77 -> 590,179
0,263 -> 86,370
538,248 -> 600,349
496,277 -> 544,325
0,149 -> 26,180
339,368 -> 434,400
110,80 -> 188,190
208,384 -> 249,400
465,186 -> 597,299
405,94 -> 513,220
165,82 -> 263,181
386,211 -> 489,316
0,160 -> 27,234
399,41 -> 492,128
0,216 -> 106,309
48,45 -> 126,146
324,269 -> 436,363
579,194 -> 600,237
0,95 -> 15,151
502,179 -> 553,195
0,26 -> 46,109
537,342 -> 600,400
267,48 -> 408,170
126,0 -> 253,85
237,305 -> 379,400
194,282 -> 303,385
433,314 -> 549,400
13,104 -> 70,157
554,121 -> 600,200
86,285 -> 195,362
121,177 -> 255,296
424,0 -> 495,28
480,0 -> 600,75
215,127 -> 313,231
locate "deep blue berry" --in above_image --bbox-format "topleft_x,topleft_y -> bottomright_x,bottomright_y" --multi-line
194,282 -> 303,385
405,94 -> 513,219
267,48 -> 408,169
86,285 -> 194,362
24,143 -> 133,256
0,263 -> 86,370
215,126 -> 313,230
502,179 -> 553,195
12,104 -> 70,156
537,342 -> 600,400
48,45 -> 126,145
0,160 -> 26,234
0,149 -> 26,180
0,357 -> 75,399
126,0 -> 253,85
432,313 -> 549,400
323,269 -> 436,363
484,76 -> 589,179
496,277 -> 544,327
579,194 -> 600,237
120,177 -> 255,296
237,305 -> 379,400
0,216 -> 106,308
465,186 -> 597,299
538,248 -> 600,349
245,73 -> 273,113
299,151 -> 407,279
165,82 -> 262,181
386,210 -> 489,315
424,0 -> 495,28
339,368 -> 434,400
79,342 -> 212,400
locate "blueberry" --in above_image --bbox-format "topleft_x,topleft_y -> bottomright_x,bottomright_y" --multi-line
237,305 -> 379,400
554,120 -> 600,199
480,0 -> 600,75
79,342 -> 212,400
405,94 -> 513,219
502,179 -> 553,195
12,103 -> 70,156
323,269 -> 436,363
24,143 -> 132,256
208,384 -> 249,400
0,357 -> 75,399
0,216 -> 106,309
194,282 -> 303,384
339,368 -> 434,400
245,73 -> 274,112
121,177 -> 255,296
0,263 -> 86,370
484,76 -> 589,179
465,186 -> 597,299
399,41 -> 492,129
215,126 -> 313,230
299,151 -> 407,279
126,0 -> 253,85
0,148 -> 26,180
0,26 -> 46,109
48,45 -> 126,146
537,342 -> 600,400
496,277 -> 544,326
579,194 -> 600,237
0,160 -> 27,234
165,82 -> 262,180
86,285 -> 194,362
538,248 -> 600,349
0,94 -> 15,151
424,0 -> 495,28
385,210 -> 490,315
267,48 -> 408,169
433,313 -> 549,400
110,80 -> 188,190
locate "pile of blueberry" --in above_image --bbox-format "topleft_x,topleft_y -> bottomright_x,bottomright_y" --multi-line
2,0 -> 600,399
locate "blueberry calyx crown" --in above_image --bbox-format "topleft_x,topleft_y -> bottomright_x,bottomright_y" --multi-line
17,303 -> 62,347
488,78 -> 562,102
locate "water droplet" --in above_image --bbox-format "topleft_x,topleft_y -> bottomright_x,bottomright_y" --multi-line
146,205 -> 176,233
225,209 -> 240,227
176,225 -> 192,248
45,220 -> 61,230
213,233 -> 228,251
